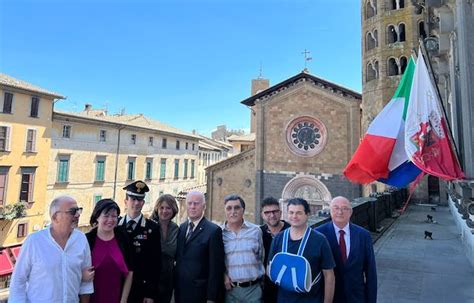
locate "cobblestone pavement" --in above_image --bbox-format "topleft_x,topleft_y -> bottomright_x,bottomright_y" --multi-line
375,204 -> 474,303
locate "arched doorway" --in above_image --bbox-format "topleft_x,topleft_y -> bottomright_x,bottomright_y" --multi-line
280,174 -> 332,218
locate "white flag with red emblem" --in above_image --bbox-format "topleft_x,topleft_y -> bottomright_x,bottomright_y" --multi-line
405,51 -> 464,180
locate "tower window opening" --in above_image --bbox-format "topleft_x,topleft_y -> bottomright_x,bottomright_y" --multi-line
400,56 -> 408,74
388,58 -> 399,76
365,0 -> 377,18
387,25 -> 398,43
389,0 -> 404,10
419,21 -> 427,39
398,23 -> 406,41
366,31 -> 377,51
366,61 -> 379,82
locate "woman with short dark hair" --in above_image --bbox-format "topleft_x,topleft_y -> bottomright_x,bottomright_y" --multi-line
150,194 -> 179,303
86,199 -> 133,303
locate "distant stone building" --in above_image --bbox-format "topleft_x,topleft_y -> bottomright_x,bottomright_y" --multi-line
211,124 -> 246,142
197,135 -> 231,184
227,133 -> 255,155
48,105 -> 200,227
207,72 -> 362,223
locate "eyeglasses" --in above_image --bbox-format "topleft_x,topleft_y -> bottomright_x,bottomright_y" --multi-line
331,206 -> 351,213
57,207 -> 83,216
263,209 -> 281,216
225,205 -> 242,211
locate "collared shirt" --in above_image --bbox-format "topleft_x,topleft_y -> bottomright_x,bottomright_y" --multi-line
186,215 -> 204,236
221,220 -> 265,282
333,222 -> 350,257
126,214 -> 143,229
9,227 -> 94,303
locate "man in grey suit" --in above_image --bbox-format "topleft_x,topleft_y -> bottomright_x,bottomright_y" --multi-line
175,191 -> 225,303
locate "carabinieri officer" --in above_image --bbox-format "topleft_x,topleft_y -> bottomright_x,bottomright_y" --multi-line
118,180 -> 161,303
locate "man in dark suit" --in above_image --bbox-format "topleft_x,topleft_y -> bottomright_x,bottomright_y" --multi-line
316,196 -> 377,303
175,191 -> 225,303
118,180 -> 161,303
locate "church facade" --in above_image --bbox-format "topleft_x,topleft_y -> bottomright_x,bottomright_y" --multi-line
206,72 -> 361,223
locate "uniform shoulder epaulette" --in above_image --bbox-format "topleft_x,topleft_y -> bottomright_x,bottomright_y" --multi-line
149,217 -> 159,224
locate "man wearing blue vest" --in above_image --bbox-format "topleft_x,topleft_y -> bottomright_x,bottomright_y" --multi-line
316,196 -> 377,303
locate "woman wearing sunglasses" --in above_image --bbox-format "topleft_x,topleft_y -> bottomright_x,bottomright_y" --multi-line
86,199 -> 134,303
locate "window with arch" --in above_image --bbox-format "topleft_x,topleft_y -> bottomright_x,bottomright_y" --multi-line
389,0 -> 404,10
366,61 -> 378,82
398,23 -> 406,41
365,0 -> 377,19
400,56 -> 408,74
387,25 -> 397,44
388,58 -> 399,76
419,21 -> 427,39
366,31 -> 377,51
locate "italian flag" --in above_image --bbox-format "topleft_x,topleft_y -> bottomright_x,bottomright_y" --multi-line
344,58 -> 422,187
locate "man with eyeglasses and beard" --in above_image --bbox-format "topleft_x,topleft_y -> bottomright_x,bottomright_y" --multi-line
259,197 -> 290,303
9,196 -> 94,303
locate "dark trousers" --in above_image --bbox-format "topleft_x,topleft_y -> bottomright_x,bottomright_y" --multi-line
262,276 -> 279,303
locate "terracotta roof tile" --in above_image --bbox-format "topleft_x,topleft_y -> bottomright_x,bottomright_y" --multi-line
0,73 -> 65,99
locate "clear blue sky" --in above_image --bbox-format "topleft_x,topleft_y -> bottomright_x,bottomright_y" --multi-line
0,0 -> 361,136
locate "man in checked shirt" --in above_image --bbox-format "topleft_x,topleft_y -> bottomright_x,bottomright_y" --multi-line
221,194 -> 265,303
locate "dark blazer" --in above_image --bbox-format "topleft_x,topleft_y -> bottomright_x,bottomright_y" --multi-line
316,222 -> 377,303
117,215 -> 161,302
85,227 -> 133,271
174,217 -> 225,303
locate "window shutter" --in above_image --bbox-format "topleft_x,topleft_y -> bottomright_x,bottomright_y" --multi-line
32,129 -> 37,152
0,169 -> 7,206
6,126 -> 11,151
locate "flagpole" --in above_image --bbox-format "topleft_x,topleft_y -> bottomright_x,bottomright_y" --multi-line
418,39 -> 464,168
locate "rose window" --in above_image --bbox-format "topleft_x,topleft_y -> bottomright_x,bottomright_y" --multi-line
286,116 -> 327,157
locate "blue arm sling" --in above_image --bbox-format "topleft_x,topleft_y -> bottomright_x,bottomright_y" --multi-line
269,227 -> 322,293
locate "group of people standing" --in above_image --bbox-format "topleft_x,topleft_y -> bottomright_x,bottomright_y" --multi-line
8,179 -> 377,303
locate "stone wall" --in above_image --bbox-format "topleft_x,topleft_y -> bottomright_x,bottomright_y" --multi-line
259,83 -> 360,175
206,149 -> 256,224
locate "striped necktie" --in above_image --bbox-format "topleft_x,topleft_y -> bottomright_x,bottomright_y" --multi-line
186,222 -> 195,242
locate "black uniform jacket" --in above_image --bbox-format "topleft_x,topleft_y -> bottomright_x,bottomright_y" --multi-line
117,215 -> 161,300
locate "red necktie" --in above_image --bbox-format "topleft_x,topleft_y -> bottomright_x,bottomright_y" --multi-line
339,230 -> 347,263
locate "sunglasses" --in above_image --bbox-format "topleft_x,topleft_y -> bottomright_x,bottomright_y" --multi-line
57,207 -> 83,216
225,205 -> 243,211
263,209 -> 281,216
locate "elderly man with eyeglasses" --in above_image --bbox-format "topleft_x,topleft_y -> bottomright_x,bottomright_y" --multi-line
316,196 -> 377,303
222,194 -> 265,303
9,195 -> 94,303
